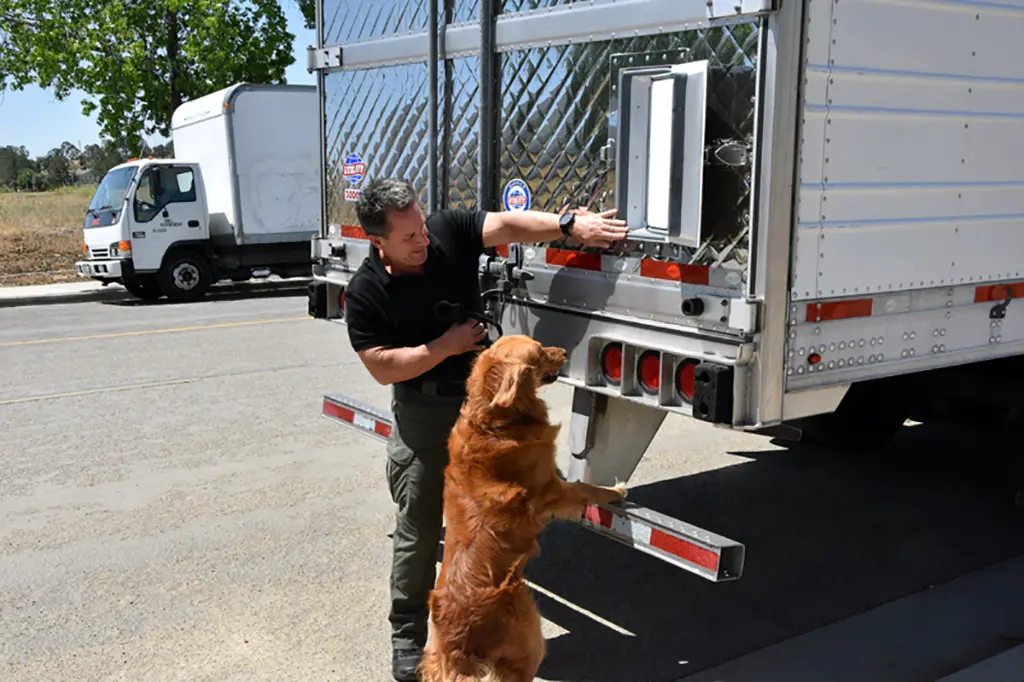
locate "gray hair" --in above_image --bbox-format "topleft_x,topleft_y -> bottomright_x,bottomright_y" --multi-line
356,178 -> 418,237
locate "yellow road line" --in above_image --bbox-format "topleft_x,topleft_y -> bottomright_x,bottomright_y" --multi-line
0,378 -> 199,406
0,316 -> 308,348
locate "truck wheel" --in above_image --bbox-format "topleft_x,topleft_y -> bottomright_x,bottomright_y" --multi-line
158,249 -> 213,302
791,377 -> 913,453
123,280 -> 162,301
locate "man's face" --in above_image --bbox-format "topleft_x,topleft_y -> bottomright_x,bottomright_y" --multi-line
370,203 -> 431,272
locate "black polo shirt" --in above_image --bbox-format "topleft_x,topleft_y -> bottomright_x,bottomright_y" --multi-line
344,208 -> 488,387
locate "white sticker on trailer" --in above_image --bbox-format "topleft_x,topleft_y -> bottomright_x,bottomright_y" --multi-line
353,412 -> 376,432
610,512 -> 653,546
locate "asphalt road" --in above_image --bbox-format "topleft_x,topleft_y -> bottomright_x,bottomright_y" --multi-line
1,288 -> 1023,682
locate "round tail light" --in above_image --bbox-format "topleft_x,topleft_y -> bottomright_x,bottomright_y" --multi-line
637,350 -> 661,394
675,359 -> 699,403
600,343 -> 623,385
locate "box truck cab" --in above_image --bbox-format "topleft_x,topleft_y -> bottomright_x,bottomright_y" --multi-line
76,83 -> 319,302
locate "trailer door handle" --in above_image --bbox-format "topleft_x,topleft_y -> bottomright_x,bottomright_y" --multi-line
188,220 -> 200,227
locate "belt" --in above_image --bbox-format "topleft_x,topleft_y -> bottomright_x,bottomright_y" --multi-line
395,378 -> 467,399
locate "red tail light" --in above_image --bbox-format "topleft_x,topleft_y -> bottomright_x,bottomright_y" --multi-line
339,290 -> 346,312
637,351 -> 661,394
600,343 -> 623,385
675,359 -> 699,403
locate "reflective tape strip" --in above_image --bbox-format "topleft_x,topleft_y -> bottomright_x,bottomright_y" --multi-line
975,281 -> 1024,303
322,392 -> 743,582
582,504 -> 724,576
322,396 -> 392,440
806,298 -> 874,323
329,227 -> 712,287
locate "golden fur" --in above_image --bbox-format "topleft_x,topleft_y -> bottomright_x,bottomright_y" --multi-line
418,335 -> 627,682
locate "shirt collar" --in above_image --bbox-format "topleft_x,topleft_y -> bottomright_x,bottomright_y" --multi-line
366,233 -> 440,286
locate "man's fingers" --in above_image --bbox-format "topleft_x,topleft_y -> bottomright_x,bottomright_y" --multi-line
598,208 -> 619,218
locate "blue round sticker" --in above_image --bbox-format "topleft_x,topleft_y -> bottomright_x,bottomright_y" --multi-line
502,179 -> 531,212
342,153 -> 366,186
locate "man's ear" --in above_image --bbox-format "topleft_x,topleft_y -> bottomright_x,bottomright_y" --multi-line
491,363 -> 531,408
368,234 -> 384,250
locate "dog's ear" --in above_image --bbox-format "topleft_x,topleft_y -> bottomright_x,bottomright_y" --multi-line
491,362 -> 531,409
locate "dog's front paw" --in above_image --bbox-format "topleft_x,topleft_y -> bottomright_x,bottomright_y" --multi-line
595,483 -> 628,505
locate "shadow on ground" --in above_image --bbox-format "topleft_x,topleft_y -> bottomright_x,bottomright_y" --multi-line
102,279 -> 310,307
493,420 -> 1024,682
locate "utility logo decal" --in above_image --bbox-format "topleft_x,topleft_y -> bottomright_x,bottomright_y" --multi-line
343,153 -> 366,186
502,178 -> 531,212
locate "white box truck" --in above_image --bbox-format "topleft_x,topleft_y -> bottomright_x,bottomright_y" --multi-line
75,83 -> 319,301
305,0 -> 1024,581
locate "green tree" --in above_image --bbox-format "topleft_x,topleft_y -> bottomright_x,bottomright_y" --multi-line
39,147 -> 73,189
0,0 -> 296,141
0,145 -> 35,189
80,138 -> 144,178
296,0 -> 315,29
16,168 -> 39,191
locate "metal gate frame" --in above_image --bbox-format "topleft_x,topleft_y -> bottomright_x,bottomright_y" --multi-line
307,0 -> 809,429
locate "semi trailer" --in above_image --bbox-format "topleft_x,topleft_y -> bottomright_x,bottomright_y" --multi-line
306,0 -> 1024,580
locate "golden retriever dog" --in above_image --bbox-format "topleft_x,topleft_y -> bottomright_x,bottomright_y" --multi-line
418,335 -> 627,682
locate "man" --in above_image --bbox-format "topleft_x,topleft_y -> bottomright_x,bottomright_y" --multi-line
343,178 -> 628,681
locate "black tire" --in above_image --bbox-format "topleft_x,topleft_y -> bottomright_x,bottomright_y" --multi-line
157,249 -> 213,302
790,377 -> 913,453
123,280 -> 162,301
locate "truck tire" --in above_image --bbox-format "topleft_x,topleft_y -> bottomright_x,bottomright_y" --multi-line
158,249 -> 213,302
123,280 -> 162,301
790,377 -> 913,453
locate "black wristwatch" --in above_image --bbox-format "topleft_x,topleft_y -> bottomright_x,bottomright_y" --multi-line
558,211 -> 576,238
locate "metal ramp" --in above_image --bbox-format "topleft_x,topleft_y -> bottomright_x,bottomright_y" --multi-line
323,393 -> 745,583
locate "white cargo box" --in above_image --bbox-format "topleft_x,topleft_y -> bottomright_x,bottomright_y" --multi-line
170,83 -> 320,246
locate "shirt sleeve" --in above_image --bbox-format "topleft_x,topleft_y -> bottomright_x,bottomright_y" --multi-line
432,208 -> 487,261
344,283 -> 398,352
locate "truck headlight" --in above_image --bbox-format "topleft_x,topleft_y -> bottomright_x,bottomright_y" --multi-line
111,240 -> 132,258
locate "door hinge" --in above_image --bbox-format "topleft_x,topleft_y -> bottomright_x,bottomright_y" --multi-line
307,45 -> 343,73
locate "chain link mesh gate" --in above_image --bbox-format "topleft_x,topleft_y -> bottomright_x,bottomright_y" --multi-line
314,0 -> 764,275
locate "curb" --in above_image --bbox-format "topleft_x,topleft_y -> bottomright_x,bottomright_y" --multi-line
0,278 -> 311,309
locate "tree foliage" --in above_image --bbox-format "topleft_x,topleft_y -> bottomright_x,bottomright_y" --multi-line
0,0 -> 297,141
0,138 -> 173,191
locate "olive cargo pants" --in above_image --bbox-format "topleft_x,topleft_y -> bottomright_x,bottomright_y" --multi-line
385,384 -> 464,652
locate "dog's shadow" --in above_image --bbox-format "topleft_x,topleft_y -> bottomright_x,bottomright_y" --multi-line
435,419 -> 1024,682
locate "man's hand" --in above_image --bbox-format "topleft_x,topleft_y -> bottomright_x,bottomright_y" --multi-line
431,320 -> 487,358
568,208 -> 629,249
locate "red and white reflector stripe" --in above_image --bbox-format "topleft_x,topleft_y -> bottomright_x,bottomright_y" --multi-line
806,298 -> 874,323
320,390 -> 744,581
322,395 -> 392,440
334,232 -> 713,288
975,281 -> 1024,303
580,502 -> 744,582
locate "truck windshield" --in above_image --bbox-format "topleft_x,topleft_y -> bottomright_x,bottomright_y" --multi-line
88,167 -> 137,214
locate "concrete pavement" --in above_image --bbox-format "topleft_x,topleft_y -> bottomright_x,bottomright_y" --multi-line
0,276 -> 311,308
1,293 -> 1022,682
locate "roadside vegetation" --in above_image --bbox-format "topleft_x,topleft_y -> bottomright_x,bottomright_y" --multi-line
0,186 -> 95,285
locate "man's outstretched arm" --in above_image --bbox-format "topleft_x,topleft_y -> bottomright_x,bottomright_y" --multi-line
480,207 -> 629,250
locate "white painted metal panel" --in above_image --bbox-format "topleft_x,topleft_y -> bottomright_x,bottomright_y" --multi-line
787,300 -> 1024,390
171,103 -> 235,239
230,86 -> 320,243
793,0 -> 1024,300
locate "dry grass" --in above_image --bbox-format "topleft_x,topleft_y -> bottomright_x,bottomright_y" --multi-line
0,186 -> 95,285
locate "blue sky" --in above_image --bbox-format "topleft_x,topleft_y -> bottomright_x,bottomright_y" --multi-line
0,3 -> 316,159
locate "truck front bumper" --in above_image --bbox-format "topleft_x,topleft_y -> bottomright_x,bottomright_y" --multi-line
75,258 -> 132,280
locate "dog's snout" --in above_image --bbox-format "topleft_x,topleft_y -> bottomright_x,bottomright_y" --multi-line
542,346 -> 567,368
